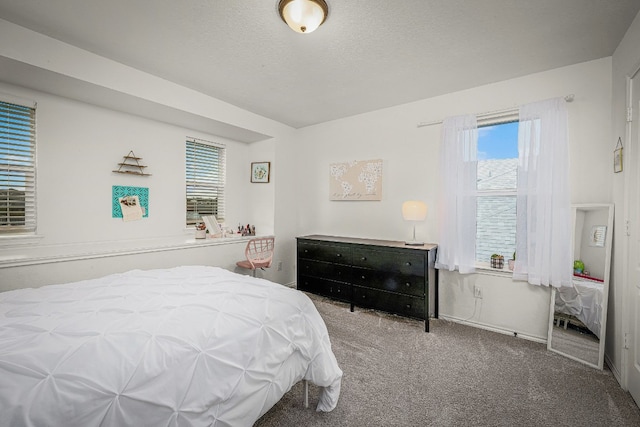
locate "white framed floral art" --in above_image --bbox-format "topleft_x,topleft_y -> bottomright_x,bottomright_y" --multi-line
251,161 -> 270,183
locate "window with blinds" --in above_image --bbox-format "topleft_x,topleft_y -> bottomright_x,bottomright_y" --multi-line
186,138 -> 225,226
1,100 -> 36,234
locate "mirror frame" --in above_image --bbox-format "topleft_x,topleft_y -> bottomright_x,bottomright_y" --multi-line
547,203 -> 614,369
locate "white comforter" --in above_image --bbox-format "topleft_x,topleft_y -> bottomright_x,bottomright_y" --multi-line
555,277 -> 604,339
0,266 -> 342,427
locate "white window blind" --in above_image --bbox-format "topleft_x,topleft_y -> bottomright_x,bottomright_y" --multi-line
186,138 -> 225,225
1,100 -> 36,234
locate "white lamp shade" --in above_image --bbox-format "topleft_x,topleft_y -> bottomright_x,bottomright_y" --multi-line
402,201 -> 428,221
279,0 -> 328,34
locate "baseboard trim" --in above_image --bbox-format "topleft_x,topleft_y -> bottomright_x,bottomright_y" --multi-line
605,353 -> 623,386
439,314 -> 547,344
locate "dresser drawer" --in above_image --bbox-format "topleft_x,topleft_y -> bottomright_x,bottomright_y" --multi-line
298,259 -> 351,282
351,247 -> 425,276
352,286 -> 425,319
350,267 -> 425,297
298,276 -> 351,303
298,241 -> 352,264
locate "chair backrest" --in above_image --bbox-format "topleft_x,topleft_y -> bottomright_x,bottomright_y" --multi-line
245,237 -> 275,269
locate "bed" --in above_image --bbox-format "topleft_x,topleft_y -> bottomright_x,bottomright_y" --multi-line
554,276 -> 604,339
0,266 -> 342,426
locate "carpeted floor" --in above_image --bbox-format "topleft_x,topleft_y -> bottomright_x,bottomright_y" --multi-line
255,294 -> 640,427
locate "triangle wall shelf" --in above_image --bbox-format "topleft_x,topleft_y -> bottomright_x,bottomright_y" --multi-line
113,150 -> 151,176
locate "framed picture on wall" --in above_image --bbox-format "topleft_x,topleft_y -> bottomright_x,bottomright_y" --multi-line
251,162 -> 270,183
614,137 -> 623,173
614,147 -> 623,173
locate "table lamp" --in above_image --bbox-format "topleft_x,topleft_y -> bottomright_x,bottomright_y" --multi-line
402,200 -> 427,246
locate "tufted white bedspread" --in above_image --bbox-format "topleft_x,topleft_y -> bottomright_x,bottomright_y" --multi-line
555,277 -> 603,339
0,266 -> 342,427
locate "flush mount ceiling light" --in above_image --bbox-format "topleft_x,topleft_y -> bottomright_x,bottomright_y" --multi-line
278,0 -> 328,34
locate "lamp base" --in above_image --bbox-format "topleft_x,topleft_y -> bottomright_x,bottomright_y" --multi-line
404,240 -> 425,246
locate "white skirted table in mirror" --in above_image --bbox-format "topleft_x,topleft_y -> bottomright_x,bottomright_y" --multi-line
547,203 -> 614,369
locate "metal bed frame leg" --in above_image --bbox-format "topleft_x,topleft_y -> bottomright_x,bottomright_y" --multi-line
304,380 -> 309,408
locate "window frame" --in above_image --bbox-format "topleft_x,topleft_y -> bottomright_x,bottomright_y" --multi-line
185,138 -> 226,227
0,96 -> 37,236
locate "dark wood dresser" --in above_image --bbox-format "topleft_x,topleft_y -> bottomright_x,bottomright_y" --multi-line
296,235 -> 438,332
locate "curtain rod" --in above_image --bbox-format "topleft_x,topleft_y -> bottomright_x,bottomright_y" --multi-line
416,94 -> 575,128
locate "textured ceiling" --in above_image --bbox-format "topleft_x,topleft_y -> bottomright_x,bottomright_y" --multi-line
0,0 -> 638,129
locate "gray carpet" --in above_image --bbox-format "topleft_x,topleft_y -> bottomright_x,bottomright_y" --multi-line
255,294 -> 640,427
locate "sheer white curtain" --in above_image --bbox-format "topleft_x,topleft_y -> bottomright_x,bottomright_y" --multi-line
436,115 -> 478,274
513,98 -> 572,287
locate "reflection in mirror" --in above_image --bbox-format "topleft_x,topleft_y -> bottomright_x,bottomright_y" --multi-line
547,203 -> 614,369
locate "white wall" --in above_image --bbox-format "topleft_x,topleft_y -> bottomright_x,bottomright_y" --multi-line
611,10 -> 640,383
292,58 -> 613,341
0,18 -> 288,291
272,128 -> 299,285
575,208 -> 609,280
0,81 -> 280,290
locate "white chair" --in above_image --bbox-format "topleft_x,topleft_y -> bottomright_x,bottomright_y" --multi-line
236,237 -> 275,277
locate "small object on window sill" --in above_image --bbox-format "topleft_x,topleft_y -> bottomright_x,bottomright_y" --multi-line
490,254 -> 504,269
195,222 -> 206,239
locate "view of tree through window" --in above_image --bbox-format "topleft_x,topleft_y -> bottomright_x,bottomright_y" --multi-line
476,121 -> 518,264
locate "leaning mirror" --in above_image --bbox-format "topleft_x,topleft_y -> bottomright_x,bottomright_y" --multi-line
547,203 -> 614,369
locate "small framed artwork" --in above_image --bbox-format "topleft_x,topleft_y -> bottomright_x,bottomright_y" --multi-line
589,225 -> 607,247
614,137 -> 623,173
251,161 -> 270,183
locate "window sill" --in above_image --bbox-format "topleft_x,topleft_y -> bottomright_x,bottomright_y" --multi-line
0,234 -> 264,268
474,263 -> 514,278
0,233 -> 45,247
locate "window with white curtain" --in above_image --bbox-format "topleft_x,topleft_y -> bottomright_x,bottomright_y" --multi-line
0,99 -> 36,234
476,118 -> 518,264
437,98 -> 571,287
185,138 -> 225,226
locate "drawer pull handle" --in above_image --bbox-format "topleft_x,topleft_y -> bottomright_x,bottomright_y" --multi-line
362,295 -> 366,299
304,249 -> 308,253
361,257 -> 367,261
336,253 -> 342,257
405,262 -> 412,266
406,304 -> 411,309
362,275 -> 366,279
405,282 -> 411,287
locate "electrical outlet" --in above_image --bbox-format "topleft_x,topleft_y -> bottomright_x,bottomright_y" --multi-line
474,286 -> 483,299
277,261 -> 283,271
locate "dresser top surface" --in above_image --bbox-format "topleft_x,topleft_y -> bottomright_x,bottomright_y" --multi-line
298,235 -> 437,252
